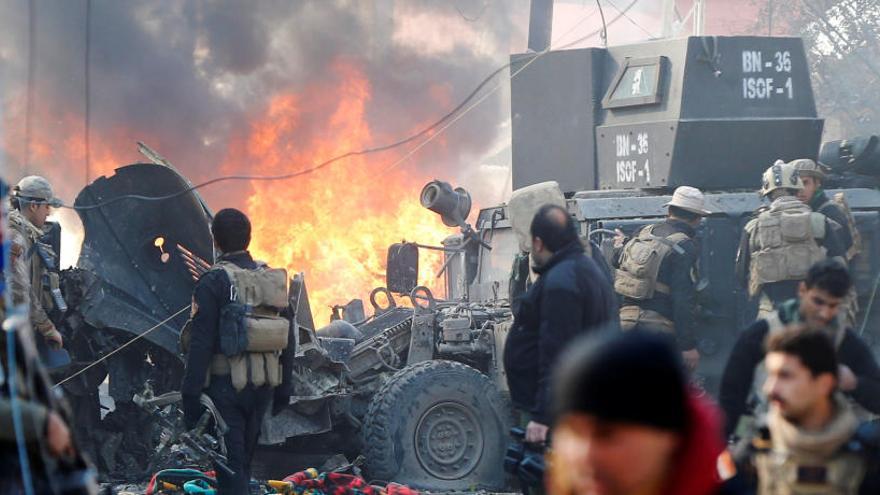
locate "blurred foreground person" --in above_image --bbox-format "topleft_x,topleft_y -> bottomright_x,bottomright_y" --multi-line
548,331 -> 727,495
732,328 -> 880,494
504,204 -> 615,446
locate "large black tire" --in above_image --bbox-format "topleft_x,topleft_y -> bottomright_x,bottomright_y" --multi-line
362,360 -> 512,491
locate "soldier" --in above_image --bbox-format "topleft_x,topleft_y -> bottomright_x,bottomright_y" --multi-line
793,158 -> 862,326
792,158 -> 859,260
736,162 -> 846,319
0,179 -> 83,493
8,176 -> 64,351
181,208 -> 295,495
613,186 -> 710,371
720,259 -> 880,439
731,328 -> 880,494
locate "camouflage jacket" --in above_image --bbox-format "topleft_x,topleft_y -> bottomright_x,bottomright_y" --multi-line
7,209 -> 59,341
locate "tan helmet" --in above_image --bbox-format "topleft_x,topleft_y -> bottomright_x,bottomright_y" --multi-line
760,161 -> 803,197
790,158 -> 827,181
14,175 -> 63,207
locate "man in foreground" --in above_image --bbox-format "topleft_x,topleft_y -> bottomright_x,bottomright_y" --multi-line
733,328 -> 880,494
548,331 -> 727,495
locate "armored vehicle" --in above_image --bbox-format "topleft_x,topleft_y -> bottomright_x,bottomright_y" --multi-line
52,33 -> 880,491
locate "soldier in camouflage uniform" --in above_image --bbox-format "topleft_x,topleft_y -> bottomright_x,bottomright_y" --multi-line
8,176 -> 64,350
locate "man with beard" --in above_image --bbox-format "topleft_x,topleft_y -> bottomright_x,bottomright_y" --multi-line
720,259 -> 880,438
503,204 -> 615,446
733,328 -> 880,494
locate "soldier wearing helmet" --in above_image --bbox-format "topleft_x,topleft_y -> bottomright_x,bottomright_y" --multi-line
613,186 -> 711,371
736,162 -> 846,318
8,176 -> 65,350
792,158 -> 859,260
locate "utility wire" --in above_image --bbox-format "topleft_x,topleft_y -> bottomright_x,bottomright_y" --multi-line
63,0 -> 640,212
23,0 -> 36,175
606,0 -> 655,39
84,0 -> 92,185
53,305 -> 191,389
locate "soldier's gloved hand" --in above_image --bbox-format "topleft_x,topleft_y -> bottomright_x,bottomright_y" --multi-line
181,393 -> 204,430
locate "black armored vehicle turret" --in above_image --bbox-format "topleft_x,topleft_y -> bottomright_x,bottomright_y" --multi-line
443,34 -> 880,396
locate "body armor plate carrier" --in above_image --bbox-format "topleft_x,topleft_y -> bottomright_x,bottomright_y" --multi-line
747,197 -> 827,297
614,224 -> 690,300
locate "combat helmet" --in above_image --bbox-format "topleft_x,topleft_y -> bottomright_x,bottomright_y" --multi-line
760,160 -> 804,197
790,158 -> 828,181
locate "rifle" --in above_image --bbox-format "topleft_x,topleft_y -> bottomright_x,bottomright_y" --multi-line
133,384 -> 234,478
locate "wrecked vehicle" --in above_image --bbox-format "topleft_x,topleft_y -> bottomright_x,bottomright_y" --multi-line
51,33 -> 880,491
56,162 -> 514,491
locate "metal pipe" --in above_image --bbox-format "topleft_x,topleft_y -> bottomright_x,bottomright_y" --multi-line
528,0 -> 554,52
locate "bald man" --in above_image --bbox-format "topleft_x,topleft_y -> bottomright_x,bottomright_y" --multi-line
504,204 -> 616,445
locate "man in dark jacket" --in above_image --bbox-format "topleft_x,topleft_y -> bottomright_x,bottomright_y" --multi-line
720,259 -> 880,438
503,204 -> 615,444
793,159 -> 857,258
181,209 -> 295,494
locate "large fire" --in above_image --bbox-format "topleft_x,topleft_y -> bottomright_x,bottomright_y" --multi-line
221,60 -> 451,327
2,61 -> 454,328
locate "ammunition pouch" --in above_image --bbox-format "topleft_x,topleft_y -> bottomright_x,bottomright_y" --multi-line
210,352 -> 283,392
619,305 -> 674,334
210,261 -> 290,391
749,202 -> 827,297
614,225 -> 688,300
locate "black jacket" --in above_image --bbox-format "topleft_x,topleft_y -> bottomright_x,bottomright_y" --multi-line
614,219 -> 700,351
503,242 -> 615,424
719,300 -> 880,438
811,189 -> 854,255
181,252 -> 295,403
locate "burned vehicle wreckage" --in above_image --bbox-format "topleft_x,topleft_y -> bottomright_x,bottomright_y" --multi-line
48,34 -> 880,489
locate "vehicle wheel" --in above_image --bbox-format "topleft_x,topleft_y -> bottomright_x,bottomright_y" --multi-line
362,360 -> 511,491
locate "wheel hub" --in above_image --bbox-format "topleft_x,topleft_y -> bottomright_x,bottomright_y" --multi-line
415,401 -> 483,480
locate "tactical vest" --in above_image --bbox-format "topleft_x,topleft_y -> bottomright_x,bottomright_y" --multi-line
614,224 -> 690,300
210,261 -> 290,391
753,434 -> 867,495
747,198 -> 827,297
821,193 -> 862,261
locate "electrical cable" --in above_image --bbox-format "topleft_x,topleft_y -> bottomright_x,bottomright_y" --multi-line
23,0 -> 36,175
596,0 -> 608,47
606,0 -> 655,39
60,0 -> 640,212
53,305 -> 191,388
84,0 -> 92,185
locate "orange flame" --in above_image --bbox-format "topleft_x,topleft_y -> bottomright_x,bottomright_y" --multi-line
2,61 -> 453,329
225,61 -> 450,327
